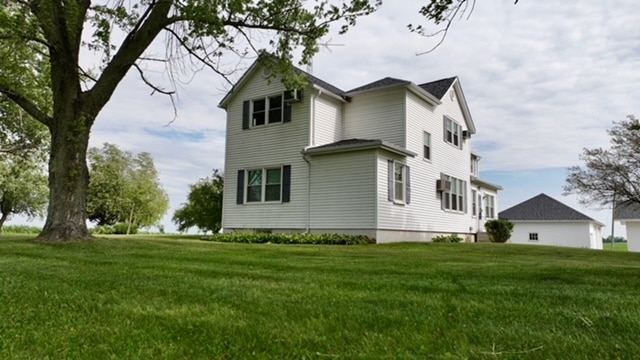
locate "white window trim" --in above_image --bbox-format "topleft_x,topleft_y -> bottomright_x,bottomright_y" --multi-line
471,189 -> 477,218
393,162 -> 406,204
485,194 -> 496,219
423,131 -> 432,161
251,93 -> 284,127
245,167 -> 283,203
444,116 -> 463,149
441,174 -> 466,213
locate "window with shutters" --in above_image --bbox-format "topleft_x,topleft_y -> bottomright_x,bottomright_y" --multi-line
237,166 -> 291,204
243,93 -> 293,129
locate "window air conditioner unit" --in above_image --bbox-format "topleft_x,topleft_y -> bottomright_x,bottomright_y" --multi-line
284,89 -> 302,103
462,130 -> 471,139
436,179 -> 452,192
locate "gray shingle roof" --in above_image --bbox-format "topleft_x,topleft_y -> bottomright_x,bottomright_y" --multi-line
347,77 -> 410,93
499,193 -> 596,222
293,67 -> 348,99
418,77 -> 457,99
303,138 -> 417,157
614,200 -> 640,220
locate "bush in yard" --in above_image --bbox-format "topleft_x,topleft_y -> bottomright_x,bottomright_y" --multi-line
1,225 -> 42,234
206,233 -> 374,245
432,234 -> 464,243
484,219 -> 514,243
113,223 -> 138,235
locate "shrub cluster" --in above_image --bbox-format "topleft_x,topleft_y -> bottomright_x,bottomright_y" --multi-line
432,234 -> 463,243
484,219 -> 514,243
91,223 -> 139,235
2,225 -> 42,234
205,232 -> 374,245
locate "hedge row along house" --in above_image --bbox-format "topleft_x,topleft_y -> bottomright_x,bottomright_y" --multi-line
219,60 -> 501,243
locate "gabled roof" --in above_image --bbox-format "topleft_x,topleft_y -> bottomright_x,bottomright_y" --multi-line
419,77 -> 457,99
302,138 -> 417,157
218,59 -> 349,108
499,193 -> 600,223
614,200 -> 640,220
347,77 -> 410,93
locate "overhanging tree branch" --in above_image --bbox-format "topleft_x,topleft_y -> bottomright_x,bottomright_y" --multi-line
0,84 -> 51,127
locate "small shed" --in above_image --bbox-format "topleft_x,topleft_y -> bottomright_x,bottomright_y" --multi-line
499,193 -> 603,249
613,201 -> 640,252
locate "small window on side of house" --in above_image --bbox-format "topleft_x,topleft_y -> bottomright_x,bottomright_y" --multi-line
423,131 -> 431,160
529,233 -> 539,241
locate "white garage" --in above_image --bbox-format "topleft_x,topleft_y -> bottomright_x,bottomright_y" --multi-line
499,193 -> 603,250
614,201 -> 640,253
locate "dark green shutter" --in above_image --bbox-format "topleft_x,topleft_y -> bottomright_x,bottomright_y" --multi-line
283,102 -> 292,123
387,160 -> 393,202
242,100 -> 250,129
405,165 -> 411,204
236,170 -> 244,204
282,165 -> 291,202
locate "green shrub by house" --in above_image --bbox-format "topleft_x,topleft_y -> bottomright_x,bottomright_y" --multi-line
485,219 -> 514,243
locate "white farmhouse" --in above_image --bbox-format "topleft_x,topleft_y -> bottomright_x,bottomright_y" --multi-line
499,193 -> 603,249
219,59 -> 501,243
614,201 -> 640,252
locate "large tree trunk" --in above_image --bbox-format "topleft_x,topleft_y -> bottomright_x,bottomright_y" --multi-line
0,212 -> 8,234
36,113 -> 93,242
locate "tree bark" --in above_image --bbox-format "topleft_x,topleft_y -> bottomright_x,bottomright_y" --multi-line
0,212 -> 8,234
36,114 -> 93,242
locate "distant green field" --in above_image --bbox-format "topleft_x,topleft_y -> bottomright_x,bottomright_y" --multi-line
603,242 -> 628,251
1,235 -> 639,359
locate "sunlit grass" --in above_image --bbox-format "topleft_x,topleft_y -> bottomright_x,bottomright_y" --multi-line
1,235 -> 639,359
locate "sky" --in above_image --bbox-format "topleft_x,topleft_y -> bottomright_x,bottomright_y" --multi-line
11,1 -> 640,236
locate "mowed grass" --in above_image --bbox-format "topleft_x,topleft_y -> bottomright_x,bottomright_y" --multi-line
1,235 -> 640,359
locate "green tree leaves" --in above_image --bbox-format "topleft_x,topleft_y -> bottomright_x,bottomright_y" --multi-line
173,170 -> 224,234
87,143 -> 169,233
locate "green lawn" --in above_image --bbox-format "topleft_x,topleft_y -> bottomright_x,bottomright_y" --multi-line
1,235 -> 640,359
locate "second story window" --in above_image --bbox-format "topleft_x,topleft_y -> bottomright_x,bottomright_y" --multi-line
444,116 -> 462,148
252,95 -> 283,126
242,93 -> 292,129
423,131 -> 431,160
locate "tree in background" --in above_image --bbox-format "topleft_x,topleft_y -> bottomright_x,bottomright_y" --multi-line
0,153 -> 48,233
88,143 -> 169,234
564,115 -> 640,207
173,170 -> 224,235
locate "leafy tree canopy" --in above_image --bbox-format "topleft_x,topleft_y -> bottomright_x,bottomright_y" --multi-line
172,169 -> 224,235
564,115 -> 640,207
88,143 -> 169,233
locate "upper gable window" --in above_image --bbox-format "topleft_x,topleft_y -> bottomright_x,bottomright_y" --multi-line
444,116 -> 462,149
252,94 -> 283,126
242,93 -> 293,129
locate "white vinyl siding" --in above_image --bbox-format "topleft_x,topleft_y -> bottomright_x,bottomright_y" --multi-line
344,88 -> 406,147
313,94 -> 343,146
400,89 -> 473,234
309,151 -> 376,229
222,66 -> 309,230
